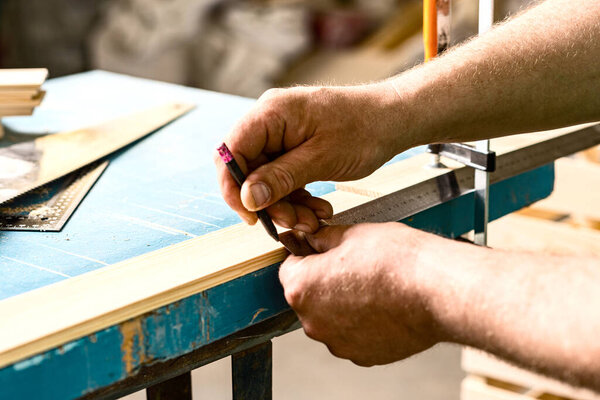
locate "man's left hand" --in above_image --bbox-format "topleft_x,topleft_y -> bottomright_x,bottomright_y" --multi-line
279,223 -> 445,366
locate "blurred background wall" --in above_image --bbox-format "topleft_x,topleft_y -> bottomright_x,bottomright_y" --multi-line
0,0 -> 535,99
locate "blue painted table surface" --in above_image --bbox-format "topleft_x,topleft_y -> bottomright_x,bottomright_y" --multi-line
0,71 -> 554,399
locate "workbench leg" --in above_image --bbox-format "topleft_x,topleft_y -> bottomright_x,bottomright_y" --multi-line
146,371 -> 192,400
231,340 -> 272,400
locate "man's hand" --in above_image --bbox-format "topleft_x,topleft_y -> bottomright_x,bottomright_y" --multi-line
214,85 -> 413,232
279,223 -> 443,366
278,223 -> 600,392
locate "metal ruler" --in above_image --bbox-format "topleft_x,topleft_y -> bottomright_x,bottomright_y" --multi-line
280,124 -> 600,256
0,161 -> 108,231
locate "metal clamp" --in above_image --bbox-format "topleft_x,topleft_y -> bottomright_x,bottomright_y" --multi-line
427,143 -> 496,172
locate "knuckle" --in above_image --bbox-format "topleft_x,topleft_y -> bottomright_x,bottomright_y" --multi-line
283,282 -> 303,308
259,89 -> 287,111
260,88 -> 284,101
270,164 -> 297,196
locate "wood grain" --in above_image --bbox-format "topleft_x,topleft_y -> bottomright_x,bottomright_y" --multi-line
0,90 -> 45,106
337,124 -> 600,198
0,123 -> 597,370
0,190 -> 370,368
463,349 -> 600,400
0,102 -> 195,204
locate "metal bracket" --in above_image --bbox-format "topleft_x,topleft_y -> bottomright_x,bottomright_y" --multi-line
427,143 -> 496,172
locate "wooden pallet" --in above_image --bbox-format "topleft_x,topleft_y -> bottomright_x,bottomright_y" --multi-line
462,349 -> 600,400
461,153 -> 600,400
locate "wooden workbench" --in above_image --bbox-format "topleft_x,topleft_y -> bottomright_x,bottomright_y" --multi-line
0,71 -> 560,399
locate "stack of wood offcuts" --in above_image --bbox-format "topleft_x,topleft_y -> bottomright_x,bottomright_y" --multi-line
0,68 -> 48,119
461,147 -> 600,400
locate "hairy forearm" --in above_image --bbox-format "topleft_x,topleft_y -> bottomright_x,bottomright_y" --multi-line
417,238 -> 600,390
387,0 -> 600,150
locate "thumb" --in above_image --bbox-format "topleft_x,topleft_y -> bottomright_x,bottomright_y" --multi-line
240,145 -> 323,211
305,225 -> 350,253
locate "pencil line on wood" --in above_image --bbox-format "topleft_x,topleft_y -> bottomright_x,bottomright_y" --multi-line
1,256 -> 71,278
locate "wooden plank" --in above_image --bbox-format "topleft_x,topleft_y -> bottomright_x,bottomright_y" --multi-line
462,375 -> 543,400
0,90 -> 45,106
337,125 -> 600,198
475,213 -> 600,257
0,108 -> 33,117
0,89 -> 39,100
530,157 -> 600,224
0,123 -> 595,376
232,341 -> 272,400
0,68 -> 48,90
0,190 -> 370,369
0,102 -> 195,204
462,349 -> 600,400
0,168 -> 555,399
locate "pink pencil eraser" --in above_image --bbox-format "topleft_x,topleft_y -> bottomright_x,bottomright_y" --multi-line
217,143 -> 234,163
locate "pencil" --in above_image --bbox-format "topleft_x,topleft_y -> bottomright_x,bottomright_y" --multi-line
217,143 -> 279,242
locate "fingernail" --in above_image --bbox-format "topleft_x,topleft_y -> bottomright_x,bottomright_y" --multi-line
250,183 -> 270,208
294,223 -> 312,233
315,209 -> 331,219
276,219 -> 292,229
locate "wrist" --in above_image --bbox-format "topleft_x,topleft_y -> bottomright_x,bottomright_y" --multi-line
410,232 -> 493,345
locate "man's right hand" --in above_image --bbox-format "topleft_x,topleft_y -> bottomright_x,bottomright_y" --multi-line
215,83 -> 413,232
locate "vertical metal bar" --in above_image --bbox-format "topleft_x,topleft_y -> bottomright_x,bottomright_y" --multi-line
231,340 -> 272,400
146,371 -> 192,400
425,0 -> 452,169
473,142 -> 490,246
474,0 -> 494,246
478,0 -> 494,33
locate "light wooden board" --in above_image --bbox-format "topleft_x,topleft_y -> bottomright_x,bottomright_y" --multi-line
0,190 -> 370,369
0,89 -> 39,99
0,68 -> 48,90
463,349 -> 600,400
0,108 -> 33,117
0,90 -> 45,106
462,374 -> 562,400
530,157 -> 600,224
0,120 -> 597,370
479,213 -> 600,257
337,124 -> 600,198
0,102 -> 195,204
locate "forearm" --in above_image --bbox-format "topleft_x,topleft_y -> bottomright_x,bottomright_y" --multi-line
387,0 -> 600,150
418,238 -> 600,390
